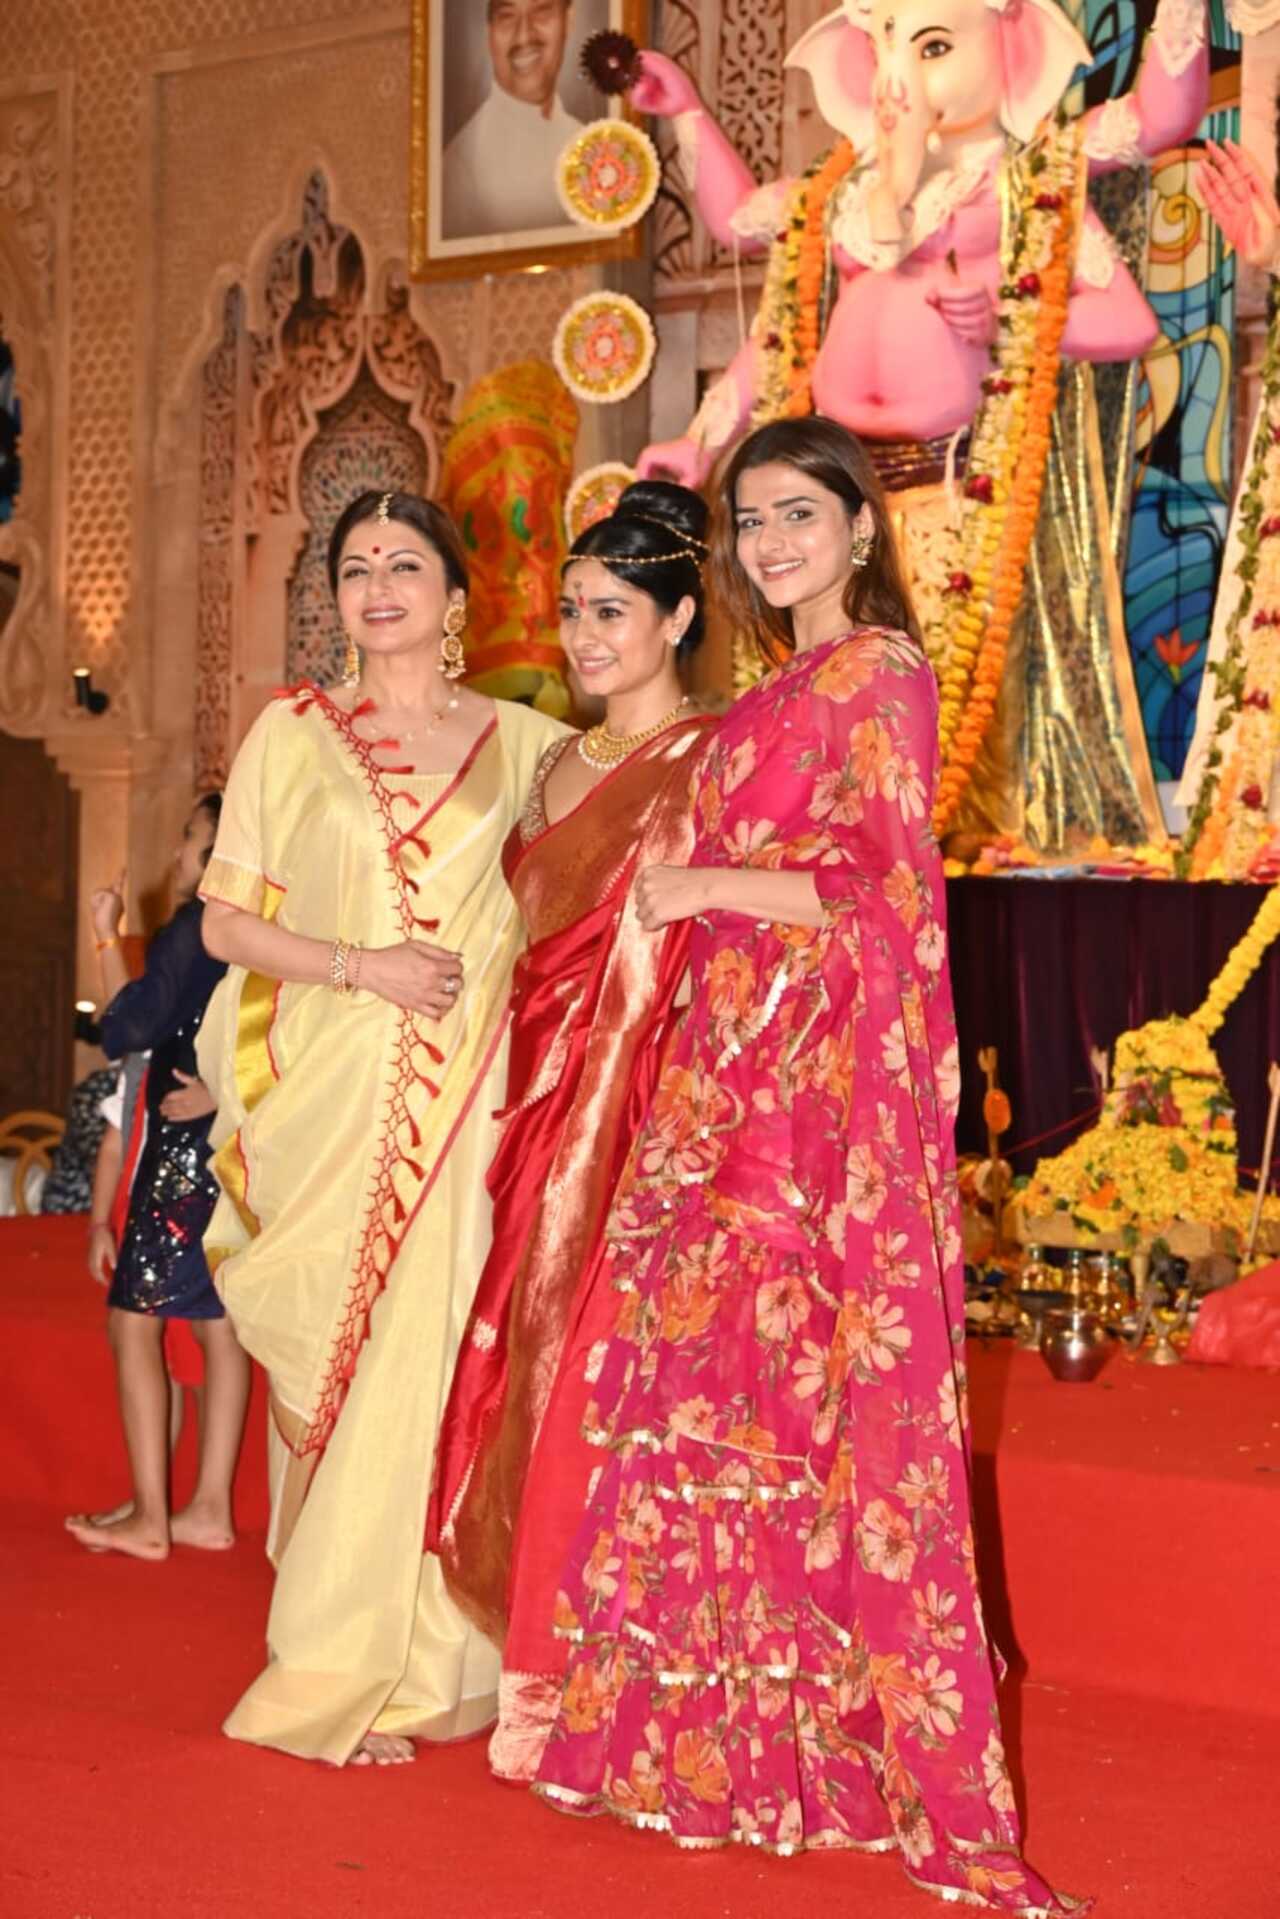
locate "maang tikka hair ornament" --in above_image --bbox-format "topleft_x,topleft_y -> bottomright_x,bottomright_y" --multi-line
375,491 -> 393,526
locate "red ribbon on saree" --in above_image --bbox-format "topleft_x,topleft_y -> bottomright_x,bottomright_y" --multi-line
427,714 -> 715,1776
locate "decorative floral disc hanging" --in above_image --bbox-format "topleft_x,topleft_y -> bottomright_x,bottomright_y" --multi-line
552,291 -> 656,405
556,118 -> 661,233
564,462 -> 636,541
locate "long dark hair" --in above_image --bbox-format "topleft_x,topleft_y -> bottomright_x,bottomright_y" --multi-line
709,418 -> 921,664
326,489 -> 469,597
566,479 -> 708,660
193,790 -> 222,871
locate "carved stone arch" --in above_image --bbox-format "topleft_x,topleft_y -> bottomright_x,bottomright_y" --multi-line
191,170 -> 456,781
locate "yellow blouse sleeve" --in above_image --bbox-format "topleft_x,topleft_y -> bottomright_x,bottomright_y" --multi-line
200,701 -> 278,916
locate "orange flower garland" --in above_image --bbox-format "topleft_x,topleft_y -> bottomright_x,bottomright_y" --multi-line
751,141 -> 859,428
787,138 -> 857,417
933,120 -> 1082,833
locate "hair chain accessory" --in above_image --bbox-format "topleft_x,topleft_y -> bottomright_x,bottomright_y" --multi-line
375,492 -> 393,526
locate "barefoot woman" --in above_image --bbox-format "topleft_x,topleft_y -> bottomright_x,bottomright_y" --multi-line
533,422 -> 1083,1911
429,481 -> 715,1779
198,489 -> 567,1767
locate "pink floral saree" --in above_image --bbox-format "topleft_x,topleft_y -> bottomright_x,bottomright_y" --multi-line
533,630 -> 1086,1914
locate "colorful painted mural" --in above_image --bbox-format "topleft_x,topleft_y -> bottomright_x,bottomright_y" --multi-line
1080,0 -> 1241,784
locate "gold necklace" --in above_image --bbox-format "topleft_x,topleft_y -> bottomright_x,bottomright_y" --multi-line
359,688 -> 459,745
578,697 -> 691,769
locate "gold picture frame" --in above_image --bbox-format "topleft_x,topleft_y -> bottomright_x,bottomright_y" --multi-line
410,0 -> 651,283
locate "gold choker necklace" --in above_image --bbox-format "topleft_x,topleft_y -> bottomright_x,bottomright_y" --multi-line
578,697 -> 691,769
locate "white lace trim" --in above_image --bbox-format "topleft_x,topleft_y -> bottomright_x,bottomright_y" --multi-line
1152,0 -> 1205,78
1082,96 -> 1144,169
728,177 -> 792,245
830,139 -> 1003,271
1076,220 -> 1119,290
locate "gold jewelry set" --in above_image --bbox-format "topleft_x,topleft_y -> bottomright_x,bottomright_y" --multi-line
578,695 -> 692,769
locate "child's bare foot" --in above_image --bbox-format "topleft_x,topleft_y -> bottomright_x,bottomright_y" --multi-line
170,1500 -> 235,1550
65,1511 -> 170,1560
350,1733 -> 415,1767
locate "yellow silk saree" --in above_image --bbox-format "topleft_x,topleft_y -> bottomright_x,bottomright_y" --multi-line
197,684 -> 567,1763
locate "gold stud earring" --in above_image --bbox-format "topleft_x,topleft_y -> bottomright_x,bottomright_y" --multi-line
440,597 -> 468,680
341,634 -> 360,686
849,527 -> 874,571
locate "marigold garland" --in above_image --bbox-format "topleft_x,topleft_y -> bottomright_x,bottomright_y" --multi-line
750,140 -> 858,429
1022,883 -> 1280,1246
1188,879 -> 1280,1036
1180,317 -> 1280,879
932,120 -> 1082,835
745,125 -> 1082,836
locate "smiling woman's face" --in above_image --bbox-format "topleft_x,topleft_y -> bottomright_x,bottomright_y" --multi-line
732,461 -> 856,614
335,518 -> 456,659
559,556 -> 690,702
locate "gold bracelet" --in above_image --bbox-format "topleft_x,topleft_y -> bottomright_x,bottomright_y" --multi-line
330,938 -> 351,994
95,935 -> 119,954
347,942 -> 364,993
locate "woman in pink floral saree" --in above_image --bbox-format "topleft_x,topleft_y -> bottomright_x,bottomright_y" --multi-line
532,421 -> 1085,1914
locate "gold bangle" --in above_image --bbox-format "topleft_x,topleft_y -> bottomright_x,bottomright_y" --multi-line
95,936 -> 119,954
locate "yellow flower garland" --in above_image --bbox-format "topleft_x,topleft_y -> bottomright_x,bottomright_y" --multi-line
1024,882 -> 1280,1244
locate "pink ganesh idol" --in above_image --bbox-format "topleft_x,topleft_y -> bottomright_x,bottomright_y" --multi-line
633,0 -> 1211,849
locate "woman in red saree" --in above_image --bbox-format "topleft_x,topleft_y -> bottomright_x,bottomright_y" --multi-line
429,480 -> 716,1779
531,422 -> 1086,1914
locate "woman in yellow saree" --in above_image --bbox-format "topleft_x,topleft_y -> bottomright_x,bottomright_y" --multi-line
197,489 -> 567,1767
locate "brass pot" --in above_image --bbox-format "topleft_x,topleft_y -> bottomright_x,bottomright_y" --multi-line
1039,1306 -> 1111,1383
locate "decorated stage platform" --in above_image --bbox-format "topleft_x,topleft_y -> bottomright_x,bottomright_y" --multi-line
947,876 -> 1280,1174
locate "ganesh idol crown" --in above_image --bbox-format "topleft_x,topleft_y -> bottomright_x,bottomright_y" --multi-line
630,0 -> 1214,854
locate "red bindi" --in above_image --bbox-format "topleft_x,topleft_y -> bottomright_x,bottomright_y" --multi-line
371,545 -> 381,554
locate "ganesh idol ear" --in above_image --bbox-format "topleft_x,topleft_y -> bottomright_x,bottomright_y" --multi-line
785,3 -> 878,151
995,0 -> 1093,145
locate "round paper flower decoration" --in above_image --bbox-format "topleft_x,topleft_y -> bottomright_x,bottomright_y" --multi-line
556,119 -> 660,233
565,462 -> 637,541
552,292 -> 656,405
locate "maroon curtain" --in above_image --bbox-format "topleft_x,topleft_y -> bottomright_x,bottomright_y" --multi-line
946,878 -> 1280,1176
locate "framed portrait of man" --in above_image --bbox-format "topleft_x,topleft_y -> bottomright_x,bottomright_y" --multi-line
410,0 -> 651,281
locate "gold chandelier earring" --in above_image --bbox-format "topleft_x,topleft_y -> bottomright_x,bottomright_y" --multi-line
440,596 -> 468,680
849,526 -> 874,571
341,632 -> 360,686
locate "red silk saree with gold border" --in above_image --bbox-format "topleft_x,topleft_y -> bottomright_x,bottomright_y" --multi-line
429,715 -> 715,1777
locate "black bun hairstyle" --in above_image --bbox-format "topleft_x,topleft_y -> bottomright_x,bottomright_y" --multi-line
566,478 -> 708,658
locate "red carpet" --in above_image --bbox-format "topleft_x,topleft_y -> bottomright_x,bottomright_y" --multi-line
2,1215 -> 1278,1918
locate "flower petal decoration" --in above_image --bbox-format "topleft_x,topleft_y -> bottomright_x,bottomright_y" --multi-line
556,118 -> 661,233
565,461 -> 636,542
553,291 -> 656,406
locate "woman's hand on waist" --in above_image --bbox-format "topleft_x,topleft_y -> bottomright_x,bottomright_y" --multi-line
362,940 -> 464,1020
635,865 -> 713,931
